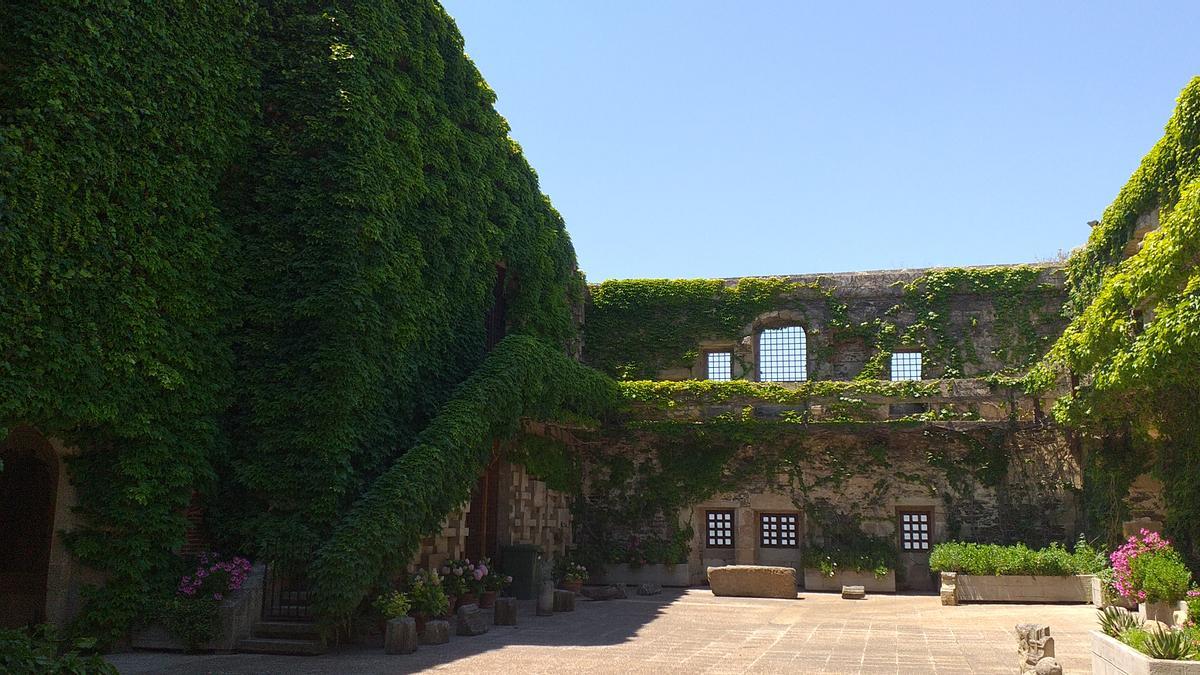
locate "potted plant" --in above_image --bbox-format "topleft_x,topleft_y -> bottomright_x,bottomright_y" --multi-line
1113,529 -> 1193,625
556,559 -> 588,594
479,558 -> 512,608
1131,548 -> 1192,624
439,560 -> 468,611
407,570 -> 449,634
372,590 -> 411,631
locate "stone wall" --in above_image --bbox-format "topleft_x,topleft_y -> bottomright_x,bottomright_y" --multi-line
411,460 -> 572,572
629,265 -> 1067,381
573,388 -> 1081,589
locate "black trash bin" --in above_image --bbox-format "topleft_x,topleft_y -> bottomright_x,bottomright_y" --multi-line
500,544 -> 543,600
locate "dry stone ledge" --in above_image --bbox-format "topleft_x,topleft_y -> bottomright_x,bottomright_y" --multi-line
419,619 -> 450,645
637,583 -> 662,596
841,585 -> 865,600
384,616 -> 417,654
707,565 -> 797,599
493,597 -> 518,626
581,585 -> 627,601
456,603 -> 488,636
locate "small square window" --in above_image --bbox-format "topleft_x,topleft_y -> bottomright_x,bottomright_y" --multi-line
706,351 -> 733,381
759,513 -> 798,548
706,510 -> 734,548
890,351 -> 922,381
898,509 -> 932,551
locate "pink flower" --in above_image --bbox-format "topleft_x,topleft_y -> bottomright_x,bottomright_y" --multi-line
213,593 -> 223,601
473,568 -> 484,581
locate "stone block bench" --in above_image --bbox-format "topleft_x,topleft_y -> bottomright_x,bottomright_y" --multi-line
707,565 -> 797,599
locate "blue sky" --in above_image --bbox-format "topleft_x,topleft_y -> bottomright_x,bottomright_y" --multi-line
441,1 -> 1200,282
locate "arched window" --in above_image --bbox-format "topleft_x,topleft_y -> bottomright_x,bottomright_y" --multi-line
758,326 -> 807,382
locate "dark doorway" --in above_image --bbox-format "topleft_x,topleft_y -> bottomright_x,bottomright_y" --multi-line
464,444 -> 502,562
0,428 -> 58,628
484,265 -> 508,352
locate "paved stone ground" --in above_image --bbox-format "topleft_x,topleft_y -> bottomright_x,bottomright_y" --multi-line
107,589 -> 1098,674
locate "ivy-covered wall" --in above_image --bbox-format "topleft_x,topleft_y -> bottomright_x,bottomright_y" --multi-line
0,1 -> 260,643
1,0 -> 589,640
1037,77 -> 1200,565
565,413 -> 1079,582
584,265 -> 1066,382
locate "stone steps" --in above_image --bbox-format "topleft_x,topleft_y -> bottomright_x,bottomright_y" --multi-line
235,636 -> 327,656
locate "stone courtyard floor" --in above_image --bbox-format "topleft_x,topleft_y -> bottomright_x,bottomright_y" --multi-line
107,589 -> 1098,674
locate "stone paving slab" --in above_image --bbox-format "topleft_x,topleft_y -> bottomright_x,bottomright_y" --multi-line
106,589 -> 1098,674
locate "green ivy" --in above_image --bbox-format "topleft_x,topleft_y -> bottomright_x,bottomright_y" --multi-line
0,2 -> 260,646
585,268 -> 1062,381
1040,78 -> 1200,567
2,0 -> 589,642
307,335 -> 617,627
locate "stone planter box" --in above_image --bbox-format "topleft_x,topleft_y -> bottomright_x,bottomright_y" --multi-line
953,574 -> 1094,603
1091,630 -> 1200,675
1138,600 -> 1190,627
802,569 -> 895,593
589,563 -> 691,587
130,564 -> 265,653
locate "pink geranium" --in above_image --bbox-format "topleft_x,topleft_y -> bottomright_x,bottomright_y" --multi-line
178,552 -> 253,601
1110,529 -> 1171,601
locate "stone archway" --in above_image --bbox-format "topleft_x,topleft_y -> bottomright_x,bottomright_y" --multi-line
0,427 -> 59,628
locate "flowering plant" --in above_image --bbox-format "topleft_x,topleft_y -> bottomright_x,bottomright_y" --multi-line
1108,526 -> 1176,598
439,559 -> 471,596
407,569 -> 450,617
177,552 -> 252,601
556,560 -> 588,583
477,557 -> 512,591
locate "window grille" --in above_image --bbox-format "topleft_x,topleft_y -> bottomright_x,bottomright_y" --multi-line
705,510 -> 734,548
759,513 -> 798,548
706,351 -> 733,381
899,510 -> 931,551
890,351 -> 922,381
758,326 -> 807,382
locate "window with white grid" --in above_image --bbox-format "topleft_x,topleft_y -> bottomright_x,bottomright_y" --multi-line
899,510 -> 931,551
758,326 -> 807,382
759,513 -> 798,548
890,351 -> 922,381
706,351 -> 732,381
705,510 -> 734,548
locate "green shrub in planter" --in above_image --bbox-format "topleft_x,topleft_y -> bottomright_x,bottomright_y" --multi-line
929,540 -> 1106,576
1129,549 -> 1192,604
158,596 -> 221,652
802,537 -> 897,579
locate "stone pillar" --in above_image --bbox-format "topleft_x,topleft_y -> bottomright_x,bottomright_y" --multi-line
384,617 -> 418,654
939,572 -> 958,606
419,619 -> 450,645
493,597 -> 518,625
553,589 -> 575,612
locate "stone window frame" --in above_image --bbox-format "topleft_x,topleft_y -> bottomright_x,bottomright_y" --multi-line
704,349 -> 734,381
705,509 -> 735,549
889,350 -> 923,381
897,507 -> 933,552
757,512 -> 799,548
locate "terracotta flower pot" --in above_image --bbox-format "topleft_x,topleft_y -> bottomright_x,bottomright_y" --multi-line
561,580 -> 583,594
479,591 -> 497,608
445,595 -> 457,616
411,612 -> 427,635
458,592 -> 478,609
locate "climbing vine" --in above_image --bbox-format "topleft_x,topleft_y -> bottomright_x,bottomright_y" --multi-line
1038,77 -> 1200,565
585,267 -> 1062,382
308,336 -> 617,626
2,1 -> 588,642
